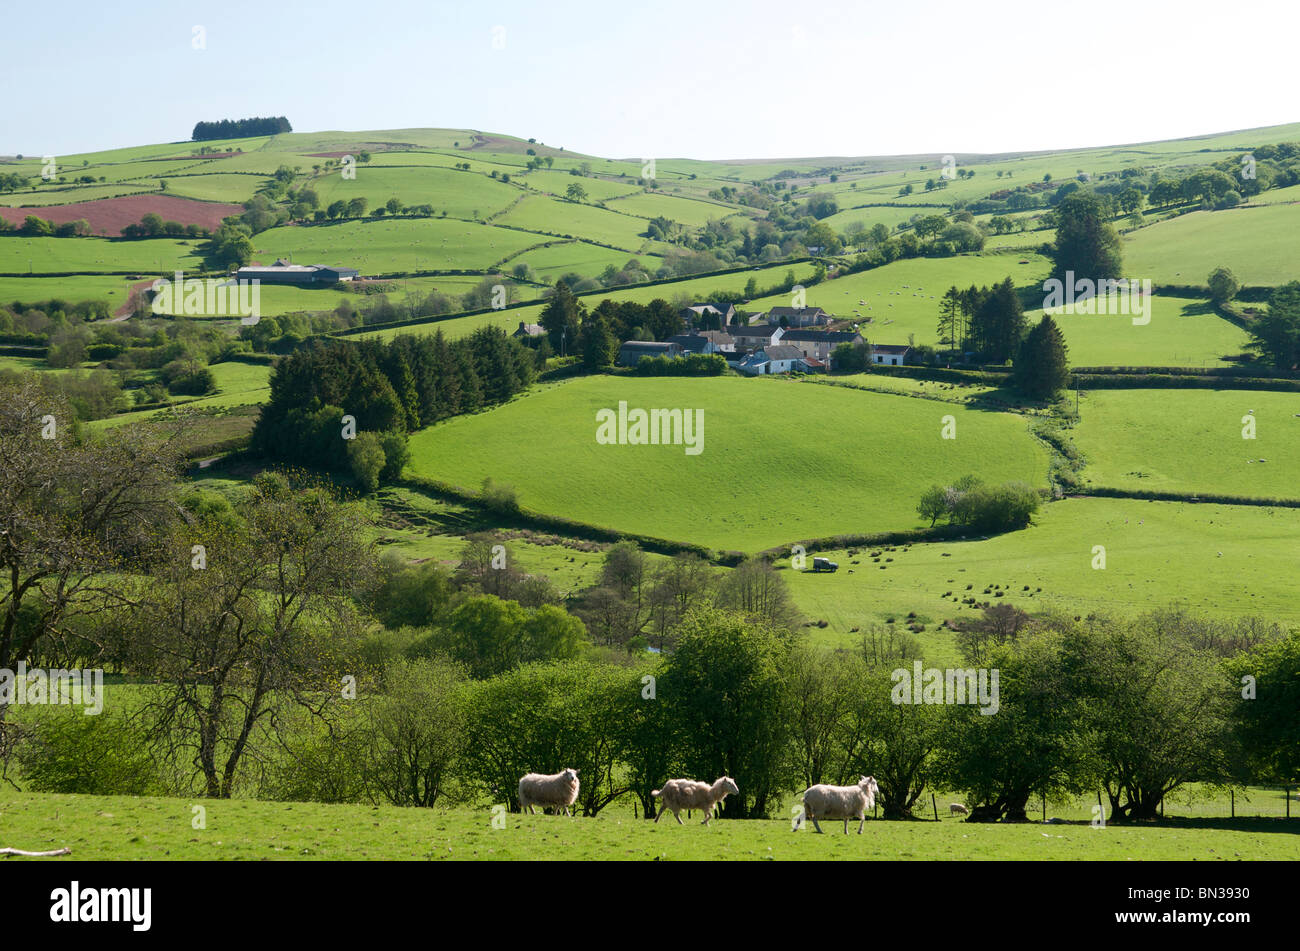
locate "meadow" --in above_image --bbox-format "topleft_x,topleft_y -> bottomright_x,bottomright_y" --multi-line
405,374 -> 1049,552
1030,295 -> 1250,367
0,790 -> 1293,860
783,497 -> 1300,649
0,235 -> 201,274
1072,388 -> 1300,499
250,217 -> 542,274
1123,203 -> 1300,287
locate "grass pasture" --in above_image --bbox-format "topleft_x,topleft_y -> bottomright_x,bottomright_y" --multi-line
1034,295 -> 1251,367
250,218 -> 542,275
784,497 -> 1300,646
1123,203 -> 1300,288
0,790 -> 1293,861
405,375 -> 1049,552
1073,388 -> 1300,499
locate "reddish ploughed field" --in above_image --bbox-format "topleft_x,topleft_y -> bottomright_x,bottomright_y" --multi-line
0,194 -> 244,236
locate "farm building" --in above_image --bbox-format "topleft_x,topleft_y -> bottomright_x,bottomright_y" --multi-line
871,344 -> 911,366
512,322 -> 545,339
235,259 -> 359,286
727,323 -> 785,349
616,340 -> 684,367
739,344 -> 806,375
767,306 -> 831,327
667,330 -> 735,355
781,329 -> 864,363
680,302 -> 736,328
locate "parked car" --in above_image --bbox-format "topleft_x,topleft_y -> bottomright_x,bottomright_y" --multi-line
811,557 -> 839,572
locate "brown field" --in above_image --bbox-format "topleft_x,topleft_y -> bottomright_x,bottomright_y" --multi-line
0,194 -> 243,236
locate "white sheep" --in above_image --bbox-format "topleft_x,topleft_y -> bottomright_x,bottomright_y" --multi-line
949,802 -> 969,816
795,775 -> 879,834
518,768 -> 580,816
651,777 -> 739,825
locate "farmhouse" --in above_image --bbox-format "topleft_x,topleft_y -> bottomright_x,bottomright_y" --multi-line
739,344 -> 805,375
512,322 -> 545,339
667,330 -> 735,355
616,340 -> 684,367
871,344 -> 912,366
767,306 -> 831,327
235,259 -> 359,286
781,329 -> 864,363
727,323 -> 784,349
680,302 -> 736,328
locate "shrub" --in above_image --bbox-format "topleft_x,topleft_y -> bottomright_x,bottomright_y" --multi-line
14,707 -> 162,795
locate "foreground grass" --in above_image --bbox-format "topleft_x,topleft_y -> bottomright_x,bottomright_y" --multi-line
0,791 -> 1294,860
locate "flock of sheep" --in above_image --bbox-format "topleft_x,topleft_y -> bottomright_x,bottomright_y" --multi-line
516,769 -> 973,832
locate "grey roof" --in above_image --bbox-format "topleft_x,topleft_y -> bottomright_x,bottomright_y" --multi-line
762,345 -> 803,361
728,323 -> 782,338
768,306 -> 827,317
667,333 -> 710,353
872,344 -> 911,354
781,329 -> 862,342
619,341 -> 680,353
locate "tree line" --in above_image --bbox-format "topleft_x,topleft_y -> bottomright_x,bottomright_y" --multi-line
251,328 -> 538,483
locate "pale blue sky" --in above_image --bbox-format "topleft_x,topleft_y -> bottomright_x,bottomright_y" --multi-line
4,0 -> 1295,160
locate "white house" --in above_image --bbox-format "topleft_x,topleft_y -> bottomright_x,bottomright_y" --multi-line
739,344 -> 804,375
870,344 -> 911,366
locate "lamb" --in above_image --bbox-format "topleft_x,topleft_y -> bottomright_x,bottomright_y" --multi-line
651,777 -> 739,825
949,802 -> 969,817
795,775 -> 879,834
517,768 -> 580,816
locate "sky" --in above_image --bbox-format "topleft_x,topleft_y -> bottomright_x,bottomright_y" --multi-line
3,0 -> 1296,161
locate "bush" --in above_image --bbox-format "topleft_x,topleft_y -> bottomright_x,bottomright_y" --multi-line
346,431 -> 386,492
480,477 -> 521,515
14,707 -> 162,795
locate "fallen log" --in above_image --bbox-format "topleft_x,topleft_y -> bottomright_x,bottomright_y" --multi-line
0,846 -> 71,857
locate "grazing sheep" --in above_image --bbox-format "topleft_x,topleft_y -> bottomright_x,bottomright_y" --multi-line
652,777 -> 739,825
518,768 -> 580,816
795,776 -> 879,834
949,803 -> 969,817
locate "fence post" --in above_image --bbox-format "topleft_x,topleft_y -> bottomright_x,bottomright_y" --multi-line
1230,789 -> 1234,818
1287,788 -> 1291,819
932,793 -> 939,822
1042,792 -> 1046,823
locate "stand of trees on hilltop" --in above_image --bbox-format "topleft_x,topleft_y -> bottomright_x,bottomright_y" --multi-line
192,116 -> 292,141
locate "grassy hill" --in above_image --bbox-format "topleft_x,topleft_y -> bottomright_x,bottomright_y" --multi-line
405,374 -> 1049,552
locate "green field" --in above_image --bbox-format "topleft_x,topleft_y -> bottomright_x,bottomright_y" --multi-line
0,274 -> 138,306
0,236 -> 201,274
0,790 -> 1293,860
1033,295 -> 1250,367
405,375 -> 1049,552
498,194 -> 657,251
1073,388 -> 1300,498
308,166 -> 521,220
251,218 -> 542,274
784,497 -> 1300,645
1124,204 -> 1300,287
